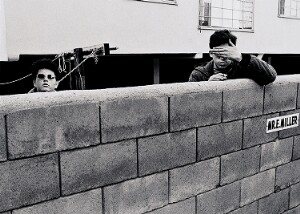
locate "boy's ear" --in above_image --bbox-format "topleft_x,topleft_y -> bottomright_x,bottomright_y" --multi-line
54,81 -> 58,89
33,80 -> 37,88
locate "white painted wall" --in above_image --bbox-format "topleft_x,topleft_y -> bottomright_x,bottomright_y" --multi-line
0,0 -> 8,60
3,0 -> 300,58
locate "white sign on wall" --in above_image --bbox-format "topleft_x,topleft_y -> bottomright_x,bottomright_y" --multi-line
266,113 -> 299,133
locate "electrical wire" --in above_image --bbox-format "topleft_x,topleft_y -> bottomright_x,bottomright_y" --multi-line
0,53 -> 63,86
0,49 -> 97,86
0,73 -> 32,85
57,51 -> 96,85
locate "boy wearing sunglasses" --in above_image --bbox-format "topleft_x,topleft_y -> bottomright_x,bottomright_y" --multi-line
30,58 -> 59,93
188,30 -> 277,86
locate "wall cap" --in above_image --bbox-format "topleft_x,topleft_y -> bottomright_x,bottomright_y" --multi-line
1,74 -> 299,114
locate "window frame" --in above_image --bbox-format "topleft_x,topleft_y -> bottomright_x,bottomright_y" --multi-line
278,0 -> 300,19
198,0 -> 255,32
136,0 -> 177,5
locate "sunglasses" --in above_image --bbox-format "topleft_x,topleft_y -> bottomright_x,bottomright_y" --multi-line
37,74 -> 56,80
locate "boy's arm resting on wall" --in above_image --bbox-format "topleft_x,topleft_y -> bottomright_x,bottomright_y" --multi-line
188,68 -> 208,82
240,54 -> 277,86
188,62 -> 212,82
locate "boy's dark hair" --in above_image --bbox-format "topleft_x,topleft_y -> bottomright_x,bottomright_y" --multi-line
31,58 -> 59,80
209,29 -> 237,49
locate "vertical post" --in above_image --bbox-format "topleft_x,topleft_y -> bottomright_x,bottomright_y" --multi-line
267,56 -> 272,65
73,48 -> 85,89
104,43 -> 110,55
153,58 -> 160,84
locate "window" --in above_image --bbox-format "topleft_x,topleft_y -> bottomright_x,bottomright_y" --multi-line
136,0 -> 177,5
279,0 -> 300,19
199,0 -> 254,31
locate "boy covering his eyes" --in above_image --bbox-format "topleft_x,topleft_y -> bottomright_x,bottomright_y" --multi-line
29,58 -> 59,93
188,30 -> 277,85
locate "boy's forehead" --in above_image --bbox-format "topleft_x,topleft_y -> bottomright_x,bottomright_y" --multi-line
37,69 -> 56,75
215,43 -> 230,48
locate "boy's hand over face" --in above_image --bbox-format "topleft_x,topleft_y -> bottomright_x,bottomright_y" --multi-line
209,40 -> 242,62
208,73 -> 227,81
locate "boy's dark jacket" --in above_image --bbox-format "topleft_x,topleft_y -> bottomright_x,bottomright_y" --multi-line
188,54 -> 277,85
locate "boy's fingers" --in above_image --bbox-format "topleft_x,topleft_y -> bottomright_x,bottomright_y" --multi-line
211,47 -> 224,50
210,49 -> 225,53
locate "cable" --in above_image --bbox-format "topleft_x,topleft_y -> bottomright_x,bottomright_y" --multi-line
0,73 -> 32,85
0,53 -> 62,86
57,51 -> 95,85
1,49 -> 98,86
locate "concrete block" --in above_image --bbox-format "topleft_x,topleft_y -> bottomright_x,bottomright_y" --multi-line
196,181 -> 240,214
138,129 -> 196,176
228,202 -> 258,214
293,135 -> 300,160
297,83 -> 300,109
264,82 -> 297,114
169,158 -> 219,203
170,91 -> 222,131
276,159 -> 300,189
258,188 -> 289,214
146,198 -> 195,214
0,114 -> 6,161
283,206 -> 300,214
7,104 -> 100,159
243,113 -> 279,149
241,169 -> 275,206
104,172 -> 168,214
12,188 -> 102,214
101,97 -> 168,143
0,154 -> 60,212
279,110 -> 300,139
197,121 -> 242,161
261,138 -> 293,171
290,182 -> 300,208
221,146 -> 260,185
282,206 -> 300,214
61,139 -> 137,195
223,86 -> 264,122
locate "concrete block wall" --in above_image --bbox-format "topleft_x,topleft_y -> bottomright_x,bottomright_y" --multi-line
1,75 -> 300,214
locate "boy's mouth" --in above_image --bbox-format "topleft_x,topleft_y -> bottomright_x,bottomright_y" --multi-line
218,64 -> 227,68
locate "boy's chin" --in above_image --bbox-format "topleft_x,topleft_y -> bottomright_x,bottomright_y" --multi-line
38,88 -> 55,92
216,65 -> 229,70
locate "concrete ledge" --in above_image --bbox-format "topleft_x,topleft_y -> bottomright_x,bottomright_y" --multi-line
1,75 -> 299,114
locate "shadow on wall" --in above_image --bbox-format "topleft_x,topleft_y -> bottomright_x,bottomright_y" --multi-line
0,53 -> 298,95
0,54 -> 203,95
